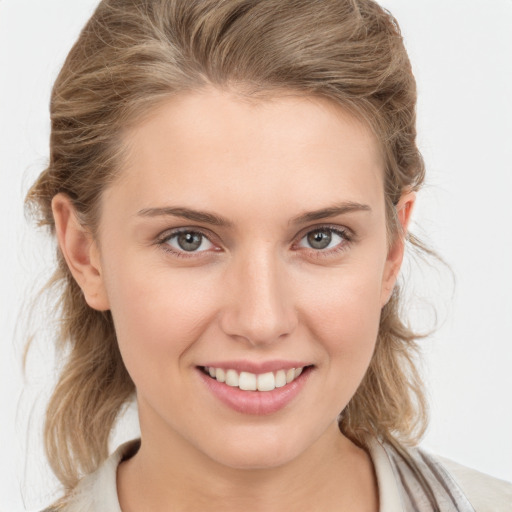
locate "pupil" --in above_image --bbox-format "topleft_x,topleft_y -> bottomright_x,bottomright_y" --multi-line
307,230 -> 331,249
178,232 -> 202,251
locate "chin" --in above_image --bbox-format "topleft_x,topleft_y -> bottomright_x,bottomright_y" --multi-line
212,447 -> 296,471
198,426 -> 315,471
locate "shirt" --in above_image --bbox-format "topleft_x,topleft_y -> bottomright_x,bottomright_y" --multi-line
44,439 -> 512,511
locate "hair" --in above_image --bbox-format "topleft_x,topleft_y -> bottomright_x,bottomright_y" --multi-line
26,0 -> 429,492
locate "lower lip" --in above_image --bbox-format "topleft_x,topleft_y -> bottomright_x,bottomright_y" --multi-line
198,367 -> 312,415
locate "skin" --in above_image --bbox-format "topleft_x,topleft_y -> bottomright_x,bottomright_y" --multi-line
52,87 -> 415,512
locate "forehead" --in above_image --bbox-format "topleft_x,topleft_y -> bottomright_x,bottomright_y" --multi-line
110,88 -> 385,219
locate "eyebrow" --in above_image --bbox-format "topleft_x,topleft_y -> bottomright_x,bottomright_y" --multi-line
289,202 -> 372,225
137,206 -> 234,227
137,201 -> 371,227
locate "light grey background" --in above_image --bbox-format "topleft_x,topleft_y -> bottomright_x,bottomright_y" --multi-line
1,0 -> 511,510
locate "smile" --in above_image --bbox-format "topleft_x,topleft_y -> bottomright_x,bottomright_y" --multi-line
202,366 -> 305,392
198,363 -> 313,415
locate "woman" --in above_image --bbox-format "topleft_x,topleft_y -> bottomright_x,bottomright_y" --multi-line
23,0 -> 511,511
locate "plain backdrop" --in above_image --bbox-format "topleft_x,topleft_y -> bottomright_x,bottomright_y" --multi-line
1,0 -> 511,510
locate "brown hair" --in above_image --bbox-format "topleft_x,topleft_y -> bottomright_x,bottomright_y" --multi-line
27,0 -> 428,490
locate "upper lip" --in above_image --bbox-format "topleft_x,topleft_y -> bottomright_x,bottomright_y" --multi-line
199,360 -> 311,374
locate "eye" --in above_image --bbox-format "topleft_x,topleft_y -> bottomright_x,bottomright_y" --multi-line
164,230 -> 215,253
298,227 -> 348,251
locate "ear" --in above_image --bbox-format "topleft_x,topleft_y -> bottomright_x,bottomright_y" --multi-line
380,191 -> 416,306
52,193 -> 110,311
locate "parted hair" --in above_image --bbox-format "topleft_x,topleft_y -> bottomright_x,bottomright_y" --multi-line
27,0 -> 428,490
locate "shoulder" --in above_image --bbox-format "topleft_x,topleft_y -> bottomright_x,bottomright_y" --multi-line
372,439 -> 512,512
437,455 -> 512,512
41,439 -> 140,512
402,445 -> 512,512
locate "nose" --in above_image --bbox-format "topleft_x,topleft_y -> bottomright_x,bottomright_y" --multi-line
219,248 -> 298,346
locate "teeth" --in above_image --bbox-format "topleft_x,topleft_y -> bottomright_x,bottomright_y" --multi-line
275,370 -> 286,388
257,372 -> 275,391
239,372 -> 257,391
225,369 -> 239,387
205,366 -> 306,392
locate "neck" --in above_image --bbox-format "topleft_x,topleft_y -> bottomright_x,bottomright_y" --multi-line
117,421 -> 378,512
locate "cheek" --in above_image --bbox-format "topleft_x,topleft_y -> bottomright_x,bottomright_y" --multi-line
102,254 -> 220,379
298,261 -> 384,367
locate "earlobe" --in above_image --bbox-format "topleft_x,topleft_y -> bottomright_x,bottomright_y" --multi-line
381,191 -> 416,306
52,193 -> 110,311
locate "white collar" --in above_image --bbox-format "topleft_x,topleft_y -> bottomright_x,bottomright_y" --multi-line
367,438 -> 405,511
67,438 -> 403,512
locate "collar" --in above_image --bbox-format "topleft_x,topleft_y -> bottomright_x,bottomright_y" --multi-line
68,438 -> 407,512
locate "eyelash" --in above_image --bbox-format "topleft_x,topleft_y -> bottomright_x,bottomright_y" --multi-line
155,225 -> 353,260
295,225 -> 353,259
156,228 -> 218,259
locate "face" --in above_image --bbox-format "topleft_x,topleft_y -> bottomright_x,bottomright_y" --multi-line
69,88 -> 409,470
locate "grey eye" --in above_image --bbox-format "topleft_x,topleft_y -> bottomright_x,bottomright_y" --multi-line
307,230 -> 332,249
177,232 -> 202,251
167,231 -> 214,252
299,228 -> 344,250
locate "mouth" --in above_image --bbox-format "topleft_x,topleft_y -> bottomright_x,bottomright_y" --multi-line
199,365 -> 313,392
197,361 -> 314,414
